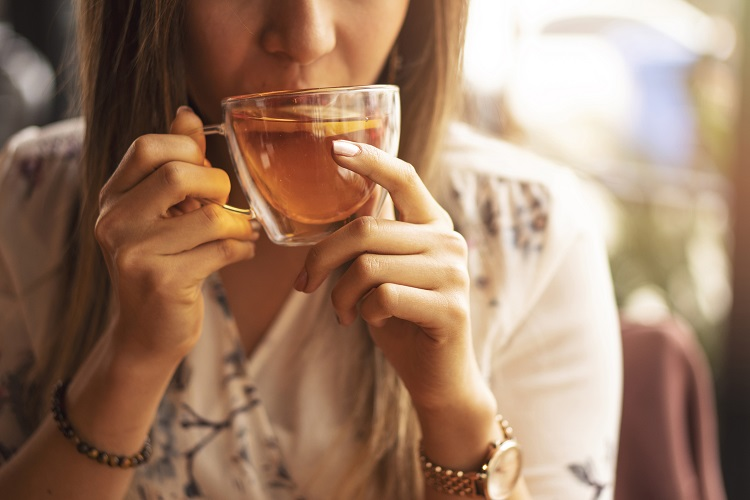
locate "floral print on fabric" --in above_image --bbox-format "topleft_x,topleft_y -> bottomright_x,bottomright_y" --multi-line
14,129 -> 80,199
569,458 -> 610,499
129,276 -> 302,499
476,175 -> 550,254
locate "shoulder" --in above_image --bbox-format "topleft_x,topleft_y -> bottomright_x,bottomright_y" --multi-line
436,122 -> 591,244
0,118 -> 84,338
0,118 -> 84,182
435,123 -> 612,350
435,122 -> 600,287
0,118 -> 84,208
438,122 -> 578,186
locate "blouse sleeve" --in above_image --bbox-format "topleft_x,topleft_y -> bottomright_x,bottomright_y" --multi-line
0,120 -> 83,465
487,188 -> 623,498
0,253 -> 35,465
0,128 -> 38,464
438,126 -> 623,499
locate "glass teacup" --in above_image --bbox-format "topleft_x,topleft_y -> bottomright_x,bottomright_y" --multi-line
199,85 -> 400,246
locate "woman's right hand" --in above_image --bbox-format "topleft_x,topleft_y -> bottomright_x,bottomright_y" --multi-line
94,106 -> 258,364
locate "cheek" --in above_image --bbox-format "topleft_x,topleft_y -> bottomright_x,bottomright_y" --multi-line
338,1 -> 409,83
183,2 -> 259,120
183,8 -> 225,118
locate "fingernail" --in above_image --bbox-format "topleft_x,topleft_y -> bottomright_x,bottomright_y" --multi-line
332,140 -> 361,157
248,219 -> 261,240
294,269 -> 308,292
177,105 -> 193,116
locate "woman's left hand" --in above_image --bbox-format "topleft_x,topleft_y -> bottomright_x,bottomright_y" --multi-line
295,140 -> 493,415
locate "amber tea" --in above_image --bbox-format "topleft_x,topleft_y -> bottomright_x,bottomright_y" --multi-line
232,112 -> 384,224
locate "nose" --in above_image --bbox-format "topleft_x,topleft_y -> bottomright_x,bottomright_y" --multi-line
261,1 -> 337,66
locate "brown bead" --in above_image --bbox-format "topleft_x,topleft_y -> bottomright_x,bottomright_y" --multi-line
51,379 -> 153,470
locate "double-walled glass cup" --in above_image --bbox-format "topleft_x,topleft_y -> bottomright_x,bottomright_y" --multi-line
200,85 -> 400,246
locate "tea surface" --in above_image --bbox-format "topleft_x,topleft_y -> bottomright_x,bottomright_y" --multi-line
232,112 -> 384,224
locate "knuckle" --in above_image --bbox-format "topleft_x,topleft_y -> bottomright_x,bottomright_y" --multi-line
454,266 -> 471,290
447,260 -> 471,290
201,203 -> 225,225
444,294 -> 469,324
130,135 -> 159,164
361,284 -> 397,324
216,239 -> 238,261
98,183 -> 111,210
446,230 -> 469,259
93,213 -> 113,248
353,254 -> 380,280
160,162 -> 185,189
113,246 -> 140,276
351,216 -> 379,240
375,283 -> 398,310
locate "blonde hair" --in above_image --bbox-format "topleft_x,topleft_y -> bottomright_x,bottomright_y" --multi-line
27,0 -> 468,497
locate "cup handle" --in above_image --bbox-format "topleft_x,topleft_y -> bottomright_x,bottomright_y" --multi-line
198,198 -> 256,218
189,124 -> 256,219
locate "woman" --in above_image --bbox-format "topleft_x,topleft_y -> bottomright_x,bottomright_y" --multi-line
0,0 -> 622,498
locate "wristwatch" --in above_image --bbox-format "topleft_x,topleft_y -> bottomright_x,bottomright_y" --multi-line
420,415 -> 522,499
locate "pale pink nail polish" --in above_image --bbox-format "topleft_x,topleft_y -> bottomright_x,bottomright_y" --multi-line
332,140 -> 361,157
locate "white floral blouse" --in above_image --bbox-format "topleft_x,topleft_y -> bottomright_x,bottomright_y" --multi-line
0,118 -> 622,499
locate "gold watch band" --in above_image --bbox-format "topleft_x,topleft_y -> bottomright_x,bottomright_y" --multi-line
420,415 -> 516,497
420,455 -> 487,496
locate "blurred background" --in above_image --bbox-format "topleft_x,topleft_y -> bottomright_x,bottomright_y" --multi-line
464,0 -> 737,367
0,0 -> 746,497
462,0 -> 746,497
0,0 -> 75,145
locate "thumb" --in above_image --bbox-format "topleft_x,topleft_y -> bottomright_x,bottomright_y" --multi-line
170,105 -> 208,162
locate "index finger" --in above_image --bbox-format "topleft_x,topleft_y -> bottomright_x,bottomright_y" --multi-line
331,140 -> 452,227
105,134 -> 206,198
104,107 -> 207,198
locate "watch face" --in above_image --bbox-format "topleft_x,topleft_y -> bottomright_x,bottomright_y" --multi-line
485,440 -> 522,500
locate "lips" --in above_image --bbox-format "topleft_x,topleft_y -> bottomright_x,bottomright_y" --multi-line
239,61 -> 347,96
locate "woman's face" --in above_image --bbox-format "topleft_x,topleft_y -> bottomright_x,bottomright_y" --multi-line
183,0 -> 411,122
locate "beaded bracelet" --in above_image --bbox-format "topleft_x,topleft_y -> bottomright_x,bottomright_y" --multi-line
51,379 -> 153,468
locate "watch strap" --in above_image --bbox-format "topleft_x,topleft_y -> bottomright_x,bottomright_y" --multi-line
419,415 -> 515,497
420,455 -> 487,496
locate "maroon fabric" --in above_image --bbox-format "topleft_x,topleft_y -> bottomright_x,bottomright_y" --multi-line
615,317 -> 726,500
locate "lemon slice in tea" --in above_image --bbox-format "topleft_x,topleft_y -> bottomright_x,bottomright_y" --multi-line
232,106 -> 381,137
